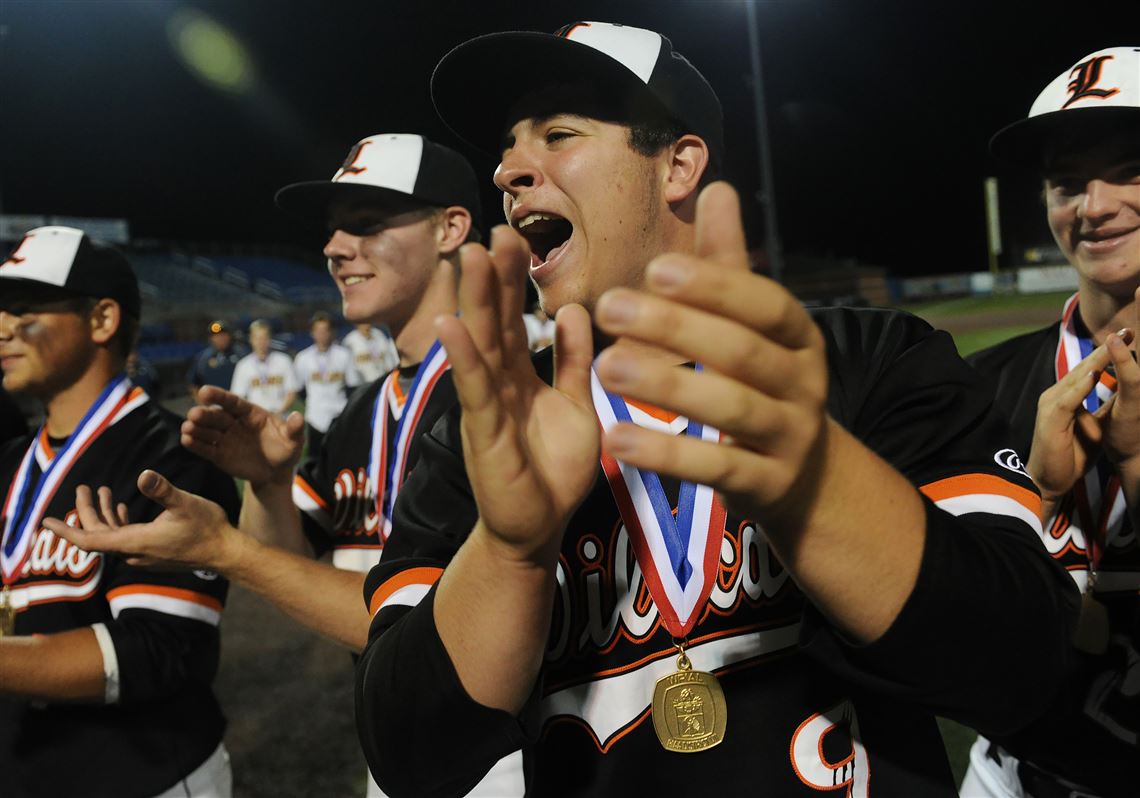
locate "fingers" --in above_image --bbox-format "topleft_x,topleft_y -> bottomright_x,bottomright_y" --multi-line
613,253 -> 816,353
42,515 -> 138,557
136,470 -> 185,512
1107,329 -> 1140,400
595,289 -> 815,399
457,241 -> 505,371
553,303 -> 594,407
595,352 -> 788,449
97,487 -> 121,530
487,226 -> 532,362
73,485 -> 107,531
196,386 -> 252,415
694,182 -> 749,268
603,423 -> 791,508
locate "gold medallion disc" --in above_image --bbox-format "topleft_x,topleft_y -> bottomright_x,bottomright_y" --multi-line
651,646 -> 727,753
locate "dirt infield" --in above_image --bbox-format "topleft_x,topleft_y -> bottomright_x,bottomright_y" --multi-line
218,585 -> 367,798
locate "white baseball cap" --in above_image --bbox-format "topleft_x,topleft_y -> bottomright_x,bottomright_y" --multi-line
431,21 -> 724,171
990,46 -> 1140,168
275,133 -> 483,235
0,226 -> 141,319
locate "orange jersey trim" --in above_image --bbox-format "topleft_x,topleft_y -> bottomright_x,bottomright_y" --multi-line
919,473 -> 1041,518
105,584 -> 223,613
368,566 -> 443,616
293,474 -> 329,510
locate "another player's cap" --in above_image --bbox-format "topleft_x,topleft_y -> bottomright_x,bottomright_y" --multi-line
431,21 -> 724,171
0,226 -> 141,319
208,320 -> 231,335
275,133 -> 483,237
990,46 -> 1140,170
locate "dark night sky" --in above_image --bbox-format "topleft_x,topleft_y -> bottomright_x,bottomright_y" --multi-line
0,0 -> 1126,276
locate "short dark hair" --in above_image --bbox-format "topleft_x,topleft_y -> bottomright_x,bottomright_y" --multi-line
71,296 -> 137,361
310,310 -> 333,328
507,81 -> 716,186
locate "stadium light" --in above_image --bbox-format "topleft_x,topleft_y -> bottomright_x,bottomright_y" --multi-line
166,9 -> 253,95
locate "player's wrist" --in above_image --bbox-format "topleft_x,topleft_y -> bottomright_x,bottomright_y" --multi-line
470,517 -> 564,568
214,524 -> 257,578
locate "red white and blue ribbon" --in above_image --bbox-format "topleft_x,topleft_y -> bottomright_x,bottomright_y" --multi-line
2,374 -> 139,584
590,368 -> 726,637
366,340 -> 450,541
1055,293 -> 1126,574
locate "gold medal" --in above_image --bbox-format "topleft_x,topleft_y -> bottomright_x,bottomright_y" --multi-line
1074,572 -> 1110,655
0,587 -> 15,638
651,642 -> 727,753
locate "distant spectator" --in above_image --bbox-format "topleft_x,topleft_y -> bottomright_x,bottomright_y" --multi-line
342,322 -> 398,382
523,300 -> 555,351
186,319 -> 248,398
126,350 -> 161,397
230,319 -> 298,415
0,386 -> 27,445
293,311 -> 359,453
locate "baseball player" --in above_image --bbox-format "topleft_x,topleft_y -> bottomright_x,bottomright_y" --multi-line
0,227 -> 239,798
961,46 -> 1140,798
52,135 -> 524,796
344,22 -> 1080,797
229,319 -> 298,415
293,311 -> 361,454
186,319 -> 248,397
343,322 -> 399,383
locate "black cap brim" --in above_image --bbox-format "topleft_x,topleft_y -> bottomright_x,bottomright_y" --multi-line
274,181 -> 436,223
990,106 -> 1140,170
432,31 -> 674,158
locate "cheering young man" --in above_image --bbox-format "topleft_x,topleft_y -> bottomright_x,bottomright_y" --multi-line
962,46 -> 1140,798
348,23 -> 1080,797
1,228 -> 238,798
49,135 -> 524,796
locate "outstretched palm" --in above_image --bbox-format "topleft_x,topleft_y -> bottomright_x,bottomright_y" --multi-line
436,228 -> 598,557
181,386 -> 305,485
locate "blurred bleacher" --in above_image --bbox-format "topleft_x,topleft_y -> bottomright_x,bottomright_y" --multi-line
128,248 -> 342,397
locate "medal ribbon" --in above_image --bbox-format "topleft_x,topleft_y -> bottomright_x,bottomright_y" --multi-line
1,374 -> 137,584
365,341 -> 450,541
590,368 -> 726,638
1054,293 -> 1124,573
366,369 -> 399,536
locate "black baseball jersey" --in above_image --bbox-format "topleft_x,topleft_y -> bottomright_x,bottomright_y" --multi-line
356,307 -> 1080,797
969,323 -> 1140,795
0,391 -> 240,798
293,361 -> 457,572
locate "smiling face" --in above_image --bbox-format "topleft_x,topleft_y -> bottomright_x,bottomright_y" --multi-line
495,107 -> 671,316
323,199 -> 444,332
1044,130 -> 1140,298
0,290 -> 98,398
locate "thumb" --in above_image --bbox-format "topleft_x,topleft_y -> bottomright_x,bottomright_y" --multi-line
283,410 -> 306,442
694,181 -> 748,269
137,470 -> 183,510
553,303 -> 594,406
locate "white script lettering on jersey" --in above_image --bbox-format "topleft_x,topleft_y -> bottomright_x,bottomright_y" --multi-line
22,511 -> 99,579
539,520 -> 798,749
790,700 -> 870,797
548,520 -> 792,660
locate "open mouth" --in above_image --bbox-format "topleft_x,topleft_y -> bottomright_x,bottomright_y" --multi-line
341,274 -> 373,287
516,213 -> 574,264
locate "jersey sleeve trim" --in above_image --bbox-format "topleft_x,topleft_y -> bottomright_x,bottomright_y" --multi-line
91,622 -> 121,704
919,473 -> 1042,535
368,566 -> 443,617
106,585 -> 223,626
292,474 -> 334,530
